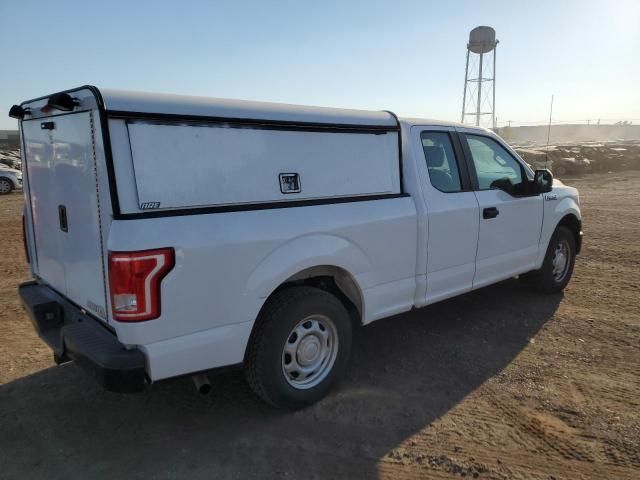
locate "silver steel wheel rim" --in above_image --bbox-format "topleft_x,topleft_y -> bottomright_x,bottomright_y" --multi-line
0,180 -> 11,194
282,315 -> 339,390
552,240 -> 570,282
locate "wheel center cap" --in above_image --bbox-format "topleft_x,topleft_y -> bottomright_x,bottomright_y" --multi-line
298,336 -> 321,365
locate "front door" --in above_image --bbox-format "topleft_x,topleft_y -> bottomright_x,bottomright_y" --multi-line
458,130 -> 544,289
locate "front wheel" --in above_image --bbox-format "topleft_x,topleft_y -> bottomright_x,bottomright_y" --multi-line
244,286 -> 352,409
522,225 -> 576,293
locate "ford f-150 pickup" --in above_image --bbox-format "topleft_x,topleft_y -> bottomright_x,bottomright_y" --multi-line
11,86 -> 581,408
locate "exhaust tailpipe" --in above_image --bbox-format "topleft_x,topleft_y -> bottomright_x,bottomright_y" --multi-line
192,374 -> 212,396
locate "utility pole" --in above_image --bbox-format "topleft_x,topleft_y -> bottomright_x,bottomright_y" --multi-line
545,94 -> 554,169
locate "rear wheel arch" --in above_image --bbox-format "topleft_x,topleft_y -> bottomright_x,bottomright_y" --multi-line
244,265 -> 363,361
265,265 -> 363,323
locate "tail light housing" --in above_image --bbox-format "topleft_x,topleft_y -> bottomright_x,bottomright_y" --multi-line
108,248 -> 175,322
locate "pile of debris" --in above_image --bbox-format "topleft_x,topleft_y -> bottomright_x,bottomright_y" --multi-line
513,141 -> 640,176
0,149 -> 21,170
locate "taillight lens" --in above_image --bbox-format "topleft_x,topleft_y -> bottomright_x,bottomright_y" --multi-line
108,248 -> 175,322
22,214 -> 30,263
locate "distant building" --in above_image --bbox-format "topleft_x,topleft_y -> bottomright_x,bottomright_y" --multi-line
0,130 -> 20,150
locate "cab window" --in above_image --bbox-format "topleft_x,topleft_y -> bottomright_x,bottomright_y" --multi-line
464,134 -> 527,194
421,131 -> 463,193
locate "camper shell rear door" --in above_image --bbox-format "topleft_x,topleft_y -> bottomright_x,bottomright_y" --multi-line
21,90 -> 110,322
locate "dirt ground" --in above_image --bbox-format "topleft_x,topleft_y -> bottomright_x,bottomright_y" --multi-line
0,172 -> 638,480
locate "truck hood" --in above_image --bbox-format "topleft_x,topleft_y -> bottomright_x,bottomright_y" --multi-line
551,182 -> 580,206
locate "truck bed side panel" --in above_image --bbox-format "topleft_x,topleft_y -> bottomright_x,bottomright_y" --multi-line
107,197 -> 417,379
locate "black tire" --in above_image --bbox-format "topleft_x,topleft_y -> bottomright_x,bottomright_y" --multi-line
522,225 -> 576,293
0,177 -> 13,195
244,286 -> 352,409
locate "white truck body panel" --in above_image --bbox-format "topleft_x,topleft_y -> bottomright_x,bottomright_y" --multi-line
107,198 -> 417,342
472,188 -> 543,289
17,86 -> 582,383
108,197 -> 417,379
127,121 -> 399,210
408,126 -> 480,304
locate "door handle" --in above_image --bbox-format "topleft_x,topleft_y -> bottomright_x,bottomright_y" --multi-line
58,205 -> 68,232
483,207 -> 499,219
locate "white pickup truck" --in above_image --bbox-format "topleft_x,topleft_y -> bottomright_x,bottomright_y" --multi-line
12,86 -> 582,408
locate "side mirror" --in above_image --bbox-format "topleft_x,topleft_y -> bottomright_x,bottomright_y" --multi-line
489,177 -> 514,193
534,169 -> 553,194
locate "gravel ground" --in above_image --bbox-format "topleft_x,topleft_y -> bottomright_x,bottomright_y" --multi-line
0,172 -> 639,479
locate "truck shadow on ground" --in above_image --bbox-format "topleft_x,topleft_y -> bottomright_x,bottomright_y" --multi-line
0,279 -> 561,480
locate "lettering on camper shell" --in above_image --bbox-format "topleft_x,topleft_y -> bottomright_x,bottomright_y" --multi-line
140,202 -> 161,210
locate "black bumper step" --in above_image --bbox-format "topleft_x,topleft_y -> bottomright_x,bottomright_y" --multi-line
19,281 -> 146,393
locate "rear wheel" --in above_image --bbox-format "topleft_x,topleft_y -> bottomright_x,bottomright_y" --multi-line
245,286 -> 352,409
522,225 -> 576,293
0,178 -> 13,194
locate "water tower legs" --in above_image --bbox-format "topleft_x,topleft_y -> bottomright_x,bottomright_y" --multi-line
476,52 -> 483,126
461,49 -> 470,123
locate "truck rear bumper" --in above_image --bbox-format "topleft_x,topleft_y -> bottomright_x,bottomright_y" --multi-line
19,281 -> 146,393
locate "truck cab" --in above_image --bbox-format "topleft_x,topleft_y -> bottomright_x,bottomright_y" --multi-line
13,87 -> 581,408
401,121 -> 581,307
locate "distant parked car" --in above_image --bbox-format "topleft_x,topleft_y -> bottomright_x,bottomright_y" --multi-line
552,157 -> 591,176
0,164 -> 22,194
513,148 -> 553,171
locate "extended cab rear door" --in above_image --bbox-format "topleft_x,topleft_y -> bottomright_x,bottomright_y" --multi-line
411,126 -> 480,304
456,128 -> 543,288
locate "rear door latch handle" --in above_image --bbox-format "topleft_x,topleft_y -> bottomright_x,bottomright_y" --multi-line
58,205 -> 68,232
483,207 -> 499,219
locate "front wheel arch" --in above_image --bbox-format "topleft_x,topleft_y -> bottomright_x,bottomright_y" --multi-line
557,213 -> 582,254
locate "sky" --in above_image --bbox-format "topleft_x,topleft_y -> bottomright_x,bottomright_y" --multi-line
1,0 -> 639,130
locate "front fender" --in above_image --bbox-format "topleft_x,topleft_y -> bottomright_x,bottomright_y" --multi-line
537,192 -> 582,266
552,196 -> 581,222
246,233 -> 371,300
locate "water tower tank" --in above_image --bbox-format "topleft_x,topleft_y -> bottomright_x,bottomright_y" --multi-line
468,26 -> 496,54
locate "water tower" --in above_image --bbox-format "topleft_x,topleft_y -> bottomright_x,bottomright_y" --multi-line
461,26 -> 498,128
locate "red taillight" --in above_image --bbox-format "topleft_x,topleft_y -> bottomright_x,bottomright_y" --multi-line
22,214 -> 30,263
108,248 -> 174,322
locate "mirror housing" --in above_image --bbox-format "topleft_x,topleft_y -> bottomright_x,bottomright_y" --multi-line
9,105 -> 27,119
533,169 -> 553,194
